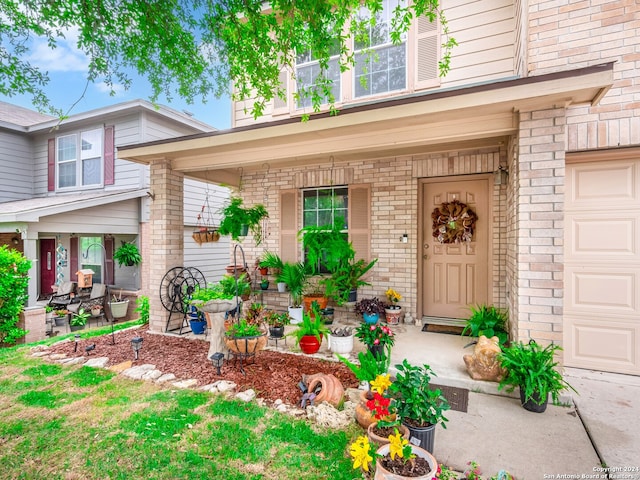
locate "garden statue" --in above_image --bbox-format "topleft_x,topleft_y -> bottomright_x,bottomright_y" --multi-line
463,335 -> 506,382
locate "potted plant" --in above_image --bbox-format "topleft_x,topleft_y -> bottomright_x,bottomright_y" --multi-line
349,432 -> 437,480
224,318 -> 267,354
287,304 -> 329,354
324,258 -> 377,306
90,305 -> 103,317
218,196 -> 269,245
364,374 -> 410,447
54,309 -> 69,326
299,217 -> 354,275
462,304 -> 509,346
188,308 -> 207,335
355,322 -> 395,371
388,360 -> 450,454
190,277 -> 244,314
265,310 -> 289,338
259,252 -> 308,324
70,308 -> 90,331
44,305 -> 54,320
355,297 -> 386,324
498,339 -> 577,413
327,326 -> 354,355
384,288 -> 402,325
108,290 -> 129,319
113,241 -> 142,267
260,278 -> 269,290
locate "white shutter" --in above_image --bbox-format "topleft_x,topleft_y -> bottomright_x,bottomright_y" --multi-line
414,15 -> 440,90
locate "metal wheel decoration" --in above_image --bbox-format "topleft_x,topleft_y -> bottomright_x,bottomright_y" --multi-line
159,267 -> 206,332
432,200 -> 478,244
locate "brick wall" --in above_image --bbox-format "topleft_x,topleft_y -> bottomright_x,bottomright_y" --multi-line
237,144 -> 508,321
528,0 -> 640,150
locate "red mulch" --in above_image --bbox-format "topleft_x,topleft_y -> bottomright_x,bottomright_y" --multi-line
47,325 -> 358,405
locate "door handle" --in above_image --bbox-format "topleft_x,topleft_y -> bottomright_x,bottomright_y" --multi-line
423,254 -> 429,260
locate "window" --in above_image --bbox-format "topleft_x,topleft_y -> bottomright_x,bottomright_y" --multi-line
295,41 -> 342,109
80,236 -> 103,284
354,0 -> 407,98
303,187 -> 349,228
56,128 -> 103,189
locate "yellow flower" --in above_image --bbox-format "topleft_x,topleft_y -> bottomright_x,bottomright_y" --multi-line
350,436 -> 373,472
370,374 -> 392,395
386,288 -> 402,303
388,431 -> 409,460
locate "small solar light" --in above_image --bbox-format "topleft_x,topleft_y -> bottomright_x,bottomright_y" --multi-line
74,334 -> 81,352
210,352 -> 224,375
130,336 -> 143,360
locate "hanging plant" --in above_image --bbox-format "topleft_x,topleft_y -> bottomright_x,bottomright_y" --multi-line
113,242 -> 142,266
431,200 -> 477,244
192,190 -> 220,244
218,197 -> 269,245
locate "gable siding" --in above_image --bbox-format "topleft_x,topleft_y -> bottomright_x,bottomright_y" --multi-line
233,0 -> 516,127
0,130 -> 34,202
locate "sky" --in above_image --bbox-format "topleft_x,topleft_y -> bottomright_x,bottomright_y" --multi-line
0,30 -> 232,130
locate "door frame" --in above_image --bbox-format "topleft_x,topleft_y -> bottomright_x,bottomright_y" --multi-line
417,173 -> 495,320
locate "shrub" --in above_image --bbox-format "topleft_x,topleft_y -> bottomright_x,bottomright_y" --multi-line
0,245 -> 31,344
135,296 -> 149,324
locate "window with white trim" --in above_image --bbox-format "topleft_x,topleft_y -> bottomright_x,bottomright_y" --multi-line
56,128 -> 103,189
295,42 -> 342,109
303,187 -> 349,229
354,0 -> 407,98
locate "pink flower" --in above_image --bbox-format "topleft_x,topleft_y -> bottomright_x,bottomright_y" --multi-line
370,325 -> 376,331
374,338 -> 380,345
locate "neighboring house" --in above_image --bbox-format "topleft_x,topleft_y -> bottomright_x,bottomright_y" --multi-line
0,100 -> 230,313
120,0 -> 639,377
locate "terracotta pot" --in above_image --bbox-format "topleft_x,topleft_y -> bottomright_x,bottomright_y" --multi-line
374,443 -> 437,480
367,422 -> 410,447
303,295 -> 329,312
304,373 -> 344,407
259,267 -> 268,276
299,334 -> 322,354
355,391 -> 376,429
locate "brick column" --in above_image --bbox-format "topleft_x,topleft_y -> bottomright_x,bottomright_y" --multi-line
515,107 -> 566,346
149,159 -> 184,333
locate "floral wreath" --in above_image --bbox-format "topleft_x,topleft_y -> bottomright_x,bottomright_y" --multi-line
431,200 -> 477,244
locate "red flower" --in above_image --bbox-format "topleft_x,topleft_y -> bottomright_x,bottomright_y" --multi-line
366,392 -> 391,420
373,338 -> 380,345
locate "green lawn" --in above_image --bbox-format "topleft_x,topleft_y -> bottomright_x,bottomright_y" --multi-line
0,336 -> 360,480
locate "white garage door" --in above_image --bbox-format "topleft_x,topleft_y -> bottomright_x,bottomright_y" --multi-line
565,156 -> 640,375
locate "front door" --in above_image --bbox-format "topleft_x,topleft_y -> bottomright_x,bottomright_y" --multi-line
40,239 -> 56,295
421,177 -> 489,321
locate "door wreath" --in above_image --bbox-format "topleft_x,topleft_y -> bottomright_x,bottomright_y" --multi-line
432,200 -> 477,244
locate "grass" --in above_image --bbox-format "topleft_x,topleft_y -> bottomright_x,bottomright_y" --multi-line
0,338 -> 361,479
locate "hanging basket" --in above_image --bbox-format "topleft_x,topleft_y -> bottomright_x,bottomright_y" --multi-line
192,228 -> 220,244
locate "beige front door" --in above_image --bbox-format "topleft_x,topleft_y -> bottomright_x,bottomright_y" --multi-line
564,156 -> 640,375
421,177 -> 489,320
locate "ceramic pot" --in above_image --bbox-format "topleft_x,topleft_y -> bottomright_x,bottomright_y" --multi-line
367,422 -> 410,447
269,326 -> 285,338
355,391 -> 376,429
190,319 -> 207,335
374,443 -> 437,480
299,334 -> 322,354
288,306 -> 303,324
277,282 -> 287,293
328,333 -> 354,354
384,306 -> 402,325
363,312 -> 379,324
109,300 -> 129,319
304,373 -> 344,407
303,295 -> 328,312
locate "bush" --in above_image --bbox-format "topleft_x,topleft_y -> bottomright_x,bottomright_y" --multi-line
0,245 -> 31,344
135,296 -> 149,324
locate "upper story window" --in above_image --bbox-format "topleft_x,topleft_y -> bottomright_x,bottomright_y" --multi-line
56,128 -> 103,189
295,42 -> 342,109
354,0 -> 407,98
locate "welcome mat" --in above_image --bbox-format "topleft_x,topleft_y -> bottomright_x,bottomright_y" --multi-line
430,384 -> 469,413
422,323 -> 464,335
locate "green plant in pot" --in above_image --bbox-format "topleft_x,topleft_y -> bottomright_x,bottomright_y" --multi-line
323,258 -> 378,306
287,304 -> 329,354
462,304 -> 509,346
265,310 -> 289,338
260,252 -> 309,323
299,217 -> 354,274
388,360 -> 450,454
224,317 -> 267,355
70,308 -> 90,331
113,241 -> 142,267
498,339 -> 577,413
218,196 -> 269,245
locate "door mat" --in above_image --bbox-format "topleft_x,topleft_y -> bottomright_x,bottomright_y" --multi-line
422,323 -> 464,335
430,384 -> 469,413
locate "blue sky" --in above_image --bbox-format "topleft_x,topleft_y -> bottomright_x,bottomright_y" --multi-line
0,30 -> 232,129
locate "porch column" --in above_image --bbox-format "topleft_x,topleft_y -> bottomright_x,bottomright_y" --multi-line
148,158 -> 184,333
514,107 -> 566,346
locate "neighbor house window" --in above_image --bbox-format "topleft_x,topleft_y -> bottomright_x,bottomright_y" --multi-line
295,40 -> 342,109
57,128 -> 103,189
354,0 -> 407,98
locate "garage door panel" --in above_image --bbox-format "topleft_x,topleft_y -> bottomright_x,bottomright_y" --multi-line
564,316 -> 638,374
565,268 -> 637,313
568,161 -> 638,207
565,214 -> 638,258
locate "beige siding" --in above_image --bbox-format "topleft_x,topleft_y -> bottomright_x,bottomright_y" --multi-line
0,130 -> 33,202
232,0 -> 517,127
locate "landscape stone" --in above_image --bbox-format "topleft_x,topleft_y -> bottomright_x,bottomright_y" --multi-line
31,351 -> 52,357
306,401 -> 355,429
213,380 -> 236,393
122,364 -> 157,380
84,357 -> 109,368
235,389 -> 256,402
64,357 -> 87,365
173,379 -> 198,389
142,369 -> 163,380
49,353 -> 67,360
109,361 -> 133,373
155,373 -> 176,384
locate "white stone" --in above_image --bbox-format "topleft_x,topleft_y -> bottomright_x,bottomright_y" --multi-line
155,373 -> 176,384
64,357 -> 87,365
31,351 -> 51,357
200,383 -> 217,392
49,353 -> 67,360
273,399 -> 283,406
213,380 -> 236,393
173,379 -> 198,389
235,389 -> 256,402
84,357 -> 109,368
141,369 -> 163,380
276,404 -> 289,413
306,401 -> 356,429
122,364 -> 157,380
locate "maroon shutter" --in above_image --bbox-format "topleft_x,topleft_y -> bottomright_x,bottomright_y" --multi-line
104,236 -> 115,286
104,125 -> 115,185
47,138 -> 55,191
70,237 -> 79,281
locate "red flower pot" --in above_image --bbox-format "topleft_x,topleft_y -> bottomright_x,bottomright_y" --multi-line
299,334 -> 322,354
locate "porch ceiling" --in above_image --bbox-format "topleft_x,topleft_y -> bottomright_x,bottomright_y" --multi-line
119,63 -> 614,187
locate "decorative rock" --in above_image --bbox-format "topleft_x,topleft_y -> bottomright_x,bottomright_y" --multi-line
306,401 -> 356,429
463,335 -> 507,382
30,345 -> 50,352
173,379 -> 198,389
141,369 -> 163,380
84,357 -> 109,368
122,364 -> 157,380
60,357 -> 86,365
109,361 -> 133,373
213,380 -> 236,393
200,383 -> 218,392
31,351 -> 52,357
273,399 -> 283,407
276,404 -> 288,413
155,373 -> 176,384
49,353 -> 67,360
235,389 -> 256,402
